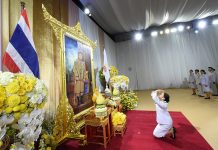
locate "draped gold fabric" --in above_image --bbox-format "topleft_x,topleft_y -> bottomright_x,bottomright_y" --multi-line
1,0 -> 68,118
33,0 -> 68,117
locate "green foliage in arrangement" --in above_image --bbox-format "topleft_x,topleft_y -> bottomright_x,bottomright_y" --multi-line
120,91 -> 138,112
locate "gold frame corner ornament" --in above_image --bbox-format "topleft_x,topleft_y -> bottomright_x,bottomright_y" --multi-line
42,4 -> 96,145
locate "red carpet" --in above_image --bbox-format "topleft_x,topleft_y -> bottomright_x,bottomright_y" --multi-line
57,111 -> 213,150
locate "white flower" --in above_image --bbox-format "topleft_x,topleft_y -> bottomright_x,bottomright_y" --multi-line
0,115 -> 15,127
35,80 -> 45,93
18,113 -> 32,125
10,142 -> 32,150
0,72 -> 48,150
0,72 -> 14,85
0,125 -> 7,140
121,83 -> 127,90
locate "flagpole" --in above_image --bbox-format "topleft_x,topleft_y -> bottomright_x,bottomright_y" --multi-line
20,1 -> 25,11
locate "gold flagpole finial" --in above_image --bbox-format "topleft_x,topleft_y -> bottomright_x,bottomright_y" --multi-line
20,2 -> 26,11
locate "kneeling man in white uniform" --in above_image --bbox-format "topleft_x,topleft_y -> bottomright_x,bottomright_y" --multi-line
151,90 -> 176,139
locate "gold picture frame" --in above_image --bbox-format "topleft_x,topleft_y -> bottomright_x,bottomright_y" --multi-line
42,5 -> 97,145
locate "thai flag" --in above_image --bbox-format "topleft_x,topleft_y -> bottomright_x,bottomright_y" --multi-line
2,9 -> 39,78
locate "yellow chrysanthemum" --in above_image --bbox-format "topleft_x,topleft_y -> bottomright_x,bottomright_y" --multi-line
20,104 -> 27,111
26,77 -> 36,86
28,142 -> 34,148
0,140 -> 3,147
50,135 -> 55,141
14,112 -> 21,120
112,112 -> 126,126
45,138 -> 51,145
17,75 -> 26,84
25,82 -> 34,92
42,134 -> 49,140
19,81 -> 27,89
0,86 -> 6,102
110,66 -> 119,77
18,88 -> 26,96
5,107 -> 13,114
0,101 -> 4,108
13,106 -> 21,112
7,95 -> 21,108
38,102 -> 46,109
25,108 -> 33,113
20,95 -> 28,103
46,147 -> 52,150
5,80 -> 20,94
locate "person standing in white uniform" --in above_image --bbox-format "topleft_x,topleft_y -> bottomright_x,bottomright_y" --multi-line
200,70 -> 211,99
195,69 -> 204,97
188,70 -> 197,95
151,90 -> 176,139
208,67 -> 218,96
214,68 -> 218,94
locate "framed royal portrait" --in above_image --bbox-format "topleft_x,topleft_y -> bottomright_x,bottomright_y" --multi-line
43,4 -> 97,144
64,34 -> 94,114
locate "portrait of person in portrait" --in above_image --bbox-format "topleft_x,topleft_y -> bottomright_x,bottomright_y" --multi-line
65,35 -> 93,114
73,51 -> 86,106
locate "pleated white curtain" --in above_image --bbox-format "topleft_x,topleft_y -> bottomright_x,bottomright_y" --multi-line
104,33 -> 117,67
116,26 -> 218,90
68,0 -> 101,70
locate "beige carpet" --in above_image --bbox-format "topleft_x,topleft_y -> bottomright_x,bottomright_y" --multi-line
135,89 -> 218,150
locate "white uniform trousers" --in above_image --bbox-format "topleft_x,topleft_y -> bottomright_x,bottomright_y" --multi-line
210,82 -> 218,95
153,123 -> 172,138
197,84 -> 204,96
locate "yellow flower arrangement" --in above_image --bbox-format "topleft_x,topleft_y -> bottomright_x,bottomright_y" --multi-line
0,72 -> 48,150
40,132 -> 56,150
112,112 -> 126,126
110,66 -> 118,77
120,91 -> 138,112
110,75 -> 129,89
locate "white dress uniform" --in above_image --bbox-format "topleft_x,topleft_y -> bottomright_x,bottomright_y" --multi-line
195,73 -> 204,96
209,72 -> 218,95
201,74 -> 211,92
151,91 -> 173,138
188,73 -> 197,89
215,71 -> 218,89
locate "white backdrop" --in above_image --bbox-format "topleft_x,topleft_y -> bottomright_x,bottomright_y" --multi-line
104,33 -> 117,67
116,26 -> 218,90
68,0 -> 117,70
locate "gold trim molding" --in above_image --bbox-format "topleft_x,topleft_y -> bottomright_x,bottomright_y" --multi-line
42,4 -> 97,145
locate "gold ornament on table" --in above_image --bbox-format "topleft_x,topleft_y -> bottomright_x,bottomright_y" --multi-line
94,92 -> 108,118
42,4 -> 96,145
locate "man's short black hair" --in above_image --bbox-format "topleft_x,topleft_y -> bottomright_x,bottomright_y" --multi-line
164,93 -> 170,103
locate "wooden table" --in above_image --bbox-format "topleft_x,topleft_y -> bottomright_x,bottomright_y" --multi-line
85,108 -> 112,149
